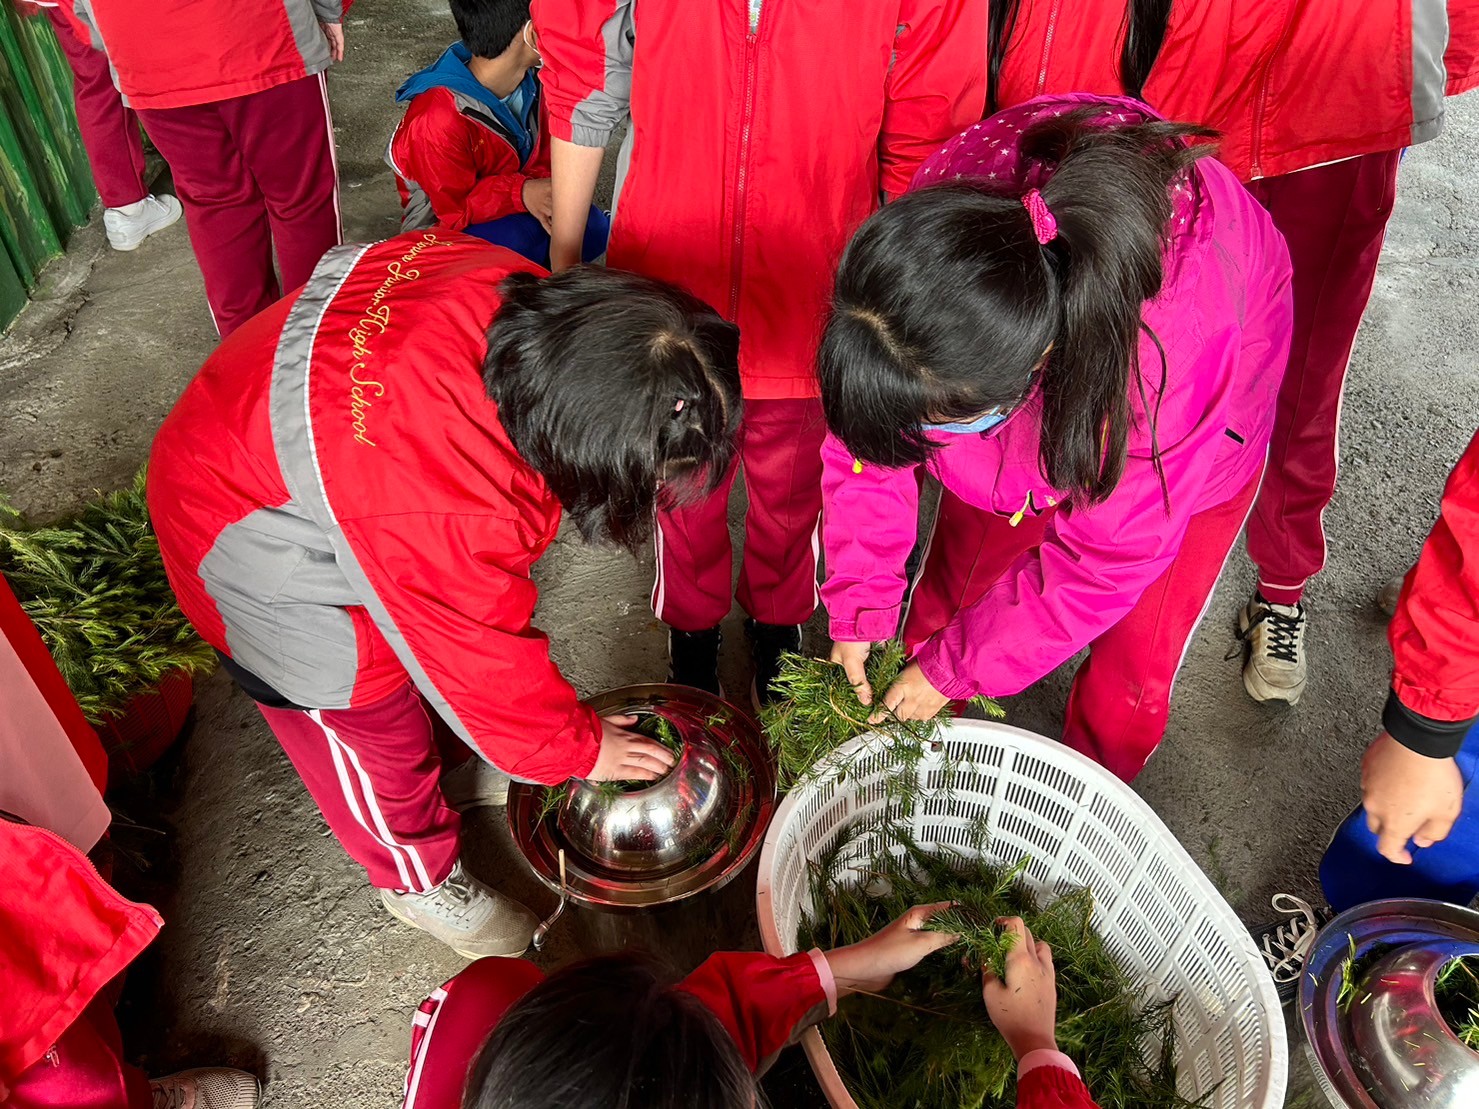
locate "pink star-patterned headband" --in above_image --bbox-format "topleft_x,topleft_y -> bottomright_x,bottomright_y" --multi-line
1022,189 -> 1058,245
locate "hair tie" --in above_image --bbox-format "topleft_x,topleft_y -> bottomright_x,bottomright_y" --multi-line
674,399 -> 686,413
1022,189 -> 1058,245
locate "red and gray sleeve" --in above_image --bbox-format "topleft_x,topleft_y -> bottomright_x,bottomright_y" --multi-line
1384,429 -> 1479,759
676,951 -> 832,1075
532,0 -> 634,147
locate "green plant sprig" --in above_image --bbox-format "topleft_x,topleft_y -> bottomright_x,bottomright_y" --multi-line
0,470 -> 215,723
800,824 -> 1204,1109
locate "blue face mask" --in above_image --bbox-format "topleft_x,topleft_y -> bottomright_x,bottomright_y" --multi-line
925,410 -> 1010,435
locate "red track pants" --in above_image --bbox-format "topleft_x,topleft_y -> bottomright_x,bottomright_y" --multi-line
136,74 -> 343,337
44,7 -> 148,210
258,682 -> 465,893
653,397 -> 826,631
1244,151 -> 1402,605
903,470 -> 1263,781
4,998 -> 151,1109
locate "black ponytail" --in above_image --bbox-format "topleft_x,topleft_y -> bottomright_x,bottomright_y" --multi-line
1119,0 -> 1173,99
986,0 -> 1024,114
819,111 -> 1214,505
1026,114 -> 1210,500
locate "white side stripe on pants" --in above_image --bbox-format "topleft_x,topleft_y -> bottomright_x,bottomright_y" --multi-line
309,709 -> 433,893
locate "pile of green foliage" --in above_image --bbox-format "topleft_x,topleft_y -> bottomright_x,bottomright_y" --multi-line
760,639 -> 1003,790
802,830 -> 1200,1109
762,645 -> 1201,1109
0,470 -> 214,723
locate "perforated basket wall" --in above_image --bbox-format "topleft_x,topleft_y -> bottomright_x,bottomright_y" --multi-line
755,719 -> 1287,1109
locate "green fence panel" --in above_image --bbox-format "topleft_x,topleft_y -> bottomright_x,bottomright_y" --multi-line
0,3 -> 95,329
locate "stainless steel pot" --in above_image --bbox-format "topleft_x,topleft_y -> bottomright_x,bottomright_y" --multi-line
508,684 -> 776,911
1301,898 -> 1479,1108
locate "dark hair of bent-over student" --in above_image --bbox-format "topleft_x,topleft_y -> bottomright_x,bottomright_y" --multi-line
818,112 -> 1214,504
461,955 -> 762,1109
450,0 -> 532,59
485,266 -> 742,551
986,0 -> 1173,111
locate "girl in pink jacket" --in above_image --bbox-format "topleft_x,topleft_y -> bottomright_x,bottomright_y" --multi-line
821,94 -> 1293,781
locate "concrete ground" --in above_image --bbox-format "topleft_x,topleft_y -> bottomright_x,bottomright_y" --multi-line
3,2 -> 1476,1104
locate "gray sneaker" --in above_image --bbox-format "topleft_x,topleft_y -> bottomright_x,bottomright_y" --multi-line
150,1068 -> 260,1109
1239,593 -> 1308,704
439,756 -> 511,811
380,861 -> 536,959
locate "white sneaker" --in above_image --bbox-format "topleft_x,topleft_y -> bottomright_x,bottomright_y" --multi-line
103,194 -> 183,251
439,756 -> 511,811
1239,593 -> 1308,704
380,861 -> 536,959
150,1068 -> 260,1109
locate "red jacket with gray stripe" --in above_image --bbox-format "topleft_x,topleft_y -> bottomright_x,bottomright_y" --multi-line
988,0 -> 1479,182
147,231 -> 602,783
65,0 -> 343,109
531,0 -> 987,400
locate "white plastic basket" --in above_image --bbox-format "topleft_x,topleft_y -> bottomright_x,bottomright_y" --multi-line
755,718 -> 1287,1109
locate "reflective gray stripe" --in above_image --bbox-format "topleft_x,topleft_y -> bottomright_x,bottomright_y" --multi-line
267,242 -> 513,770
1411,0 -> 1450,143
384,131 -> 436,231
282,0 -> 334,77
569,0 -> 635,147
202,503 -> 361,708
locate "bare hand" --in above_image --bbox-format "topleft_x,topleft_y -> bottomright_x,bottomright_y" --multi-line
825,902 -> 957,996
522,177 -> 554,233
321,22 -> 345,63
1362,731 -> 1463,864
831,640 -> 874,705
870,661 -> 949,724
981,917 -> 1059,1061
584,714 -> 678,782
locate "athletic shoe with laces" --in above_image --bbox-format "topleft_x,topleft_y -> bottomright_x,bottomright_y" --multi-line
668,625 -> 723,696
103,194 -> 183,252
379,861 -> 537,959
150,1067 -> 260,1109
1249,893 -> 1329,1004
1238,592 -> 1308,704
747,619 -> 801,710
439,755 -> 510,811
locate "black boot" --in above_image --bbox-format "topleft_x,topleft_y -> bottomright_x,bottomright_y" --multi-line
667,625 -> 722,696
746,619 -> 802,709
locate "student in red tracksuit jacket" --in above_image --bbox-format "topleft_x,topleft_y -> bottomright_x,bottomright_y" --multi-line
387,0 -> 610,267
977,0 -> 1479,707
1319,429 -> 1479,911
63,0 -> 346,336
148,231 -> 741,960
17,3 -> 181,252
533,0 -> 987,705
399,909 -> 1100,1109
